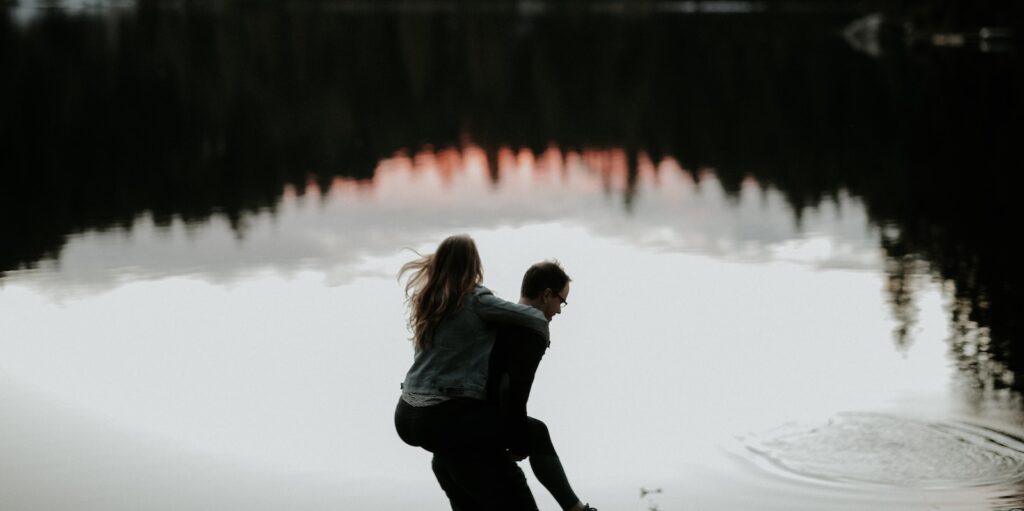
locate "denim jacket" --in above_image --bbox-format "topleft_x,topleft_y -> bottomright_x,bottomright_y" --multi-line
401,285 -> 549,400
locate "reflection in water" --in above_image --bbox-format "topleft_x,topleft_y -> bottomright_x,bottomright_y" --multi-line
2,3 -> 1024,507
0,221 -> 970,510
2,14 -> 1022,391
743,412 -> 1024,490
4,144 -> 880,294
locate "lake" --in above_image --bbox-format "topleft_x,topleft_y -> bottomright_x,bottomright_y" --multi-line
2,2 -> 1022,510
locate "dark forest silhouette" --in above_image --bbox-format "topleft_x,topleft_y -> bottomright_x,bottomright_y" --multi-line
1,4 -> 1021,394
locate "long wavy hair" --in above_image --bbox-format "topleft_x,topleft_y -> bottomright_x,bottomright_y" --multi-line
399,234 -> 484,351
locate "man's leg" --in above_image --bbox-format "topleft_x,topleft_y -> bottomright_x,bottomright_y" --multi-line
431,454 -> 477,510
419,401 -> 537,509
432,453 -> 538,511
525,417 -> 583,511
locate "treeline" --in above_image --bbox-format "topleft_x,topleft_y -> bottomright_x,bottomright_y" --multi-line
1,6 -> 1021,391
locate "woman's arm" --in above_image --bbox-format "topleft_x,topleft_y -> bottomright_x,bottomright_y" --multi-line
473,287 -> 550,341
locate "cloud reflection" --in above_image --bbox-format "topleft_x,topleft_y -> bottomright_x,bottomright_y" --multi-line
5,145 -> 882,295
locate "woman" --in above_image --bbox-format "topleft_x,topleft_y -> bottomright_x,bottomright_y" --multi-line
394,234 -> 594,511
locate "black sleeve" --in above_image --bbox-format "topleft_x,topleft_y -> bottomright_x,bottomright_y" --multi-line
488,326 -> 547,456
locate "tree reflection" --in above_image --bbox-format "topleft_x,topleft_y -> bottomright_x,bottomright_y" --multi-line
1,5 -> 1021,392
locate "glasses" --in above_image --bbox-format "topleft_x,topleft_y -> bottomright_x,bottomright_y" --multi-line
555,293 -> 568,308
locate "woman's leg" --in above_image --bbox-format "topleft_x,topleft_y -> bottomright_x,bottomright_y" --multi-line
424,399 -> 507,457
525,417 -> 583,511
395,398 -> 505,455
394,398 -> 419,446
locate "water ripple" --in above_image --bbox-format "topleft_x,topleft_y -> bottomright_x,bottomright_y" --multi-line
743,412 -> 1024,489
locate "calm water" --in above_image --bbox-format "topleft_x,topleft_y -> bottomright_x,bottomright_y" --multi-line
2,2 -> 1023,510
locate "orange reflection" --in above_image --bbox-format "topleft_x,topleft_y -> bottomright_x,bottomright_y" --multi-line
362,143 -> 709,206
283,176 -> 373,199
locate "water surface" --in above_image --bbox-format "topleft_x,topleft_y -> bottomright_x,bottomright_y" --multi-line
2,2 -> 1023,510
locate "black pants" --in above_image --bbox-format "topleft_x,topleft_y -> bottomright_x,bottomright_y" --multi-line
395,397 -> 557,458
431,451 -> 537,510
395,398 -> 561,510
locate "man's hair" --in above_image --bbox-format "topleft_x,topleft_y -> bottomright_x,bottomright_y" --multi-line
520,260 -> 571,299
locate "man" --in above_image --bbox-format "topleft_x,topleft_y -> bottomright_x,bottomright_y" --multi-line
431,261 -> 595,511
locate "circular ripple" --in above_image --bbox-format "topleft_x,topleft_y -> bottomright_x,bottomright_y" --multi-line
743,412 -> 1024,488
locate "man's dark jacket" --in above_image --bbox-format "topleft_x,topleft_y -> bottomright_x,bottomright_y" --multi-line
486,324 -> 549,456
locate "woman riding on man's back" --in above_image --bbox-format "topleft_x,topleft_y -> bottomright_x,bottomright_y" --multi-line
394,234 -> 595,511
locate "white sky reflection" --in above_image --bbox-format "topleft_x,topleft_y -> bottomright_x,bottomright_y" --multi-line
2,146 -> 1010,510
8,146 -> 882,294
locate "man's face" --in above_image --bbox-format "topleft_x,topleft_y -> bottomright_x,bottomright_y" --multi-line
542,282 -> 570,322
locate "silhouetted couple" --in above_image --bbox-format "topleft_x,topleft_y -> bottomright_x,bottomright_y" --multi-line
394,234 -> 596,510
